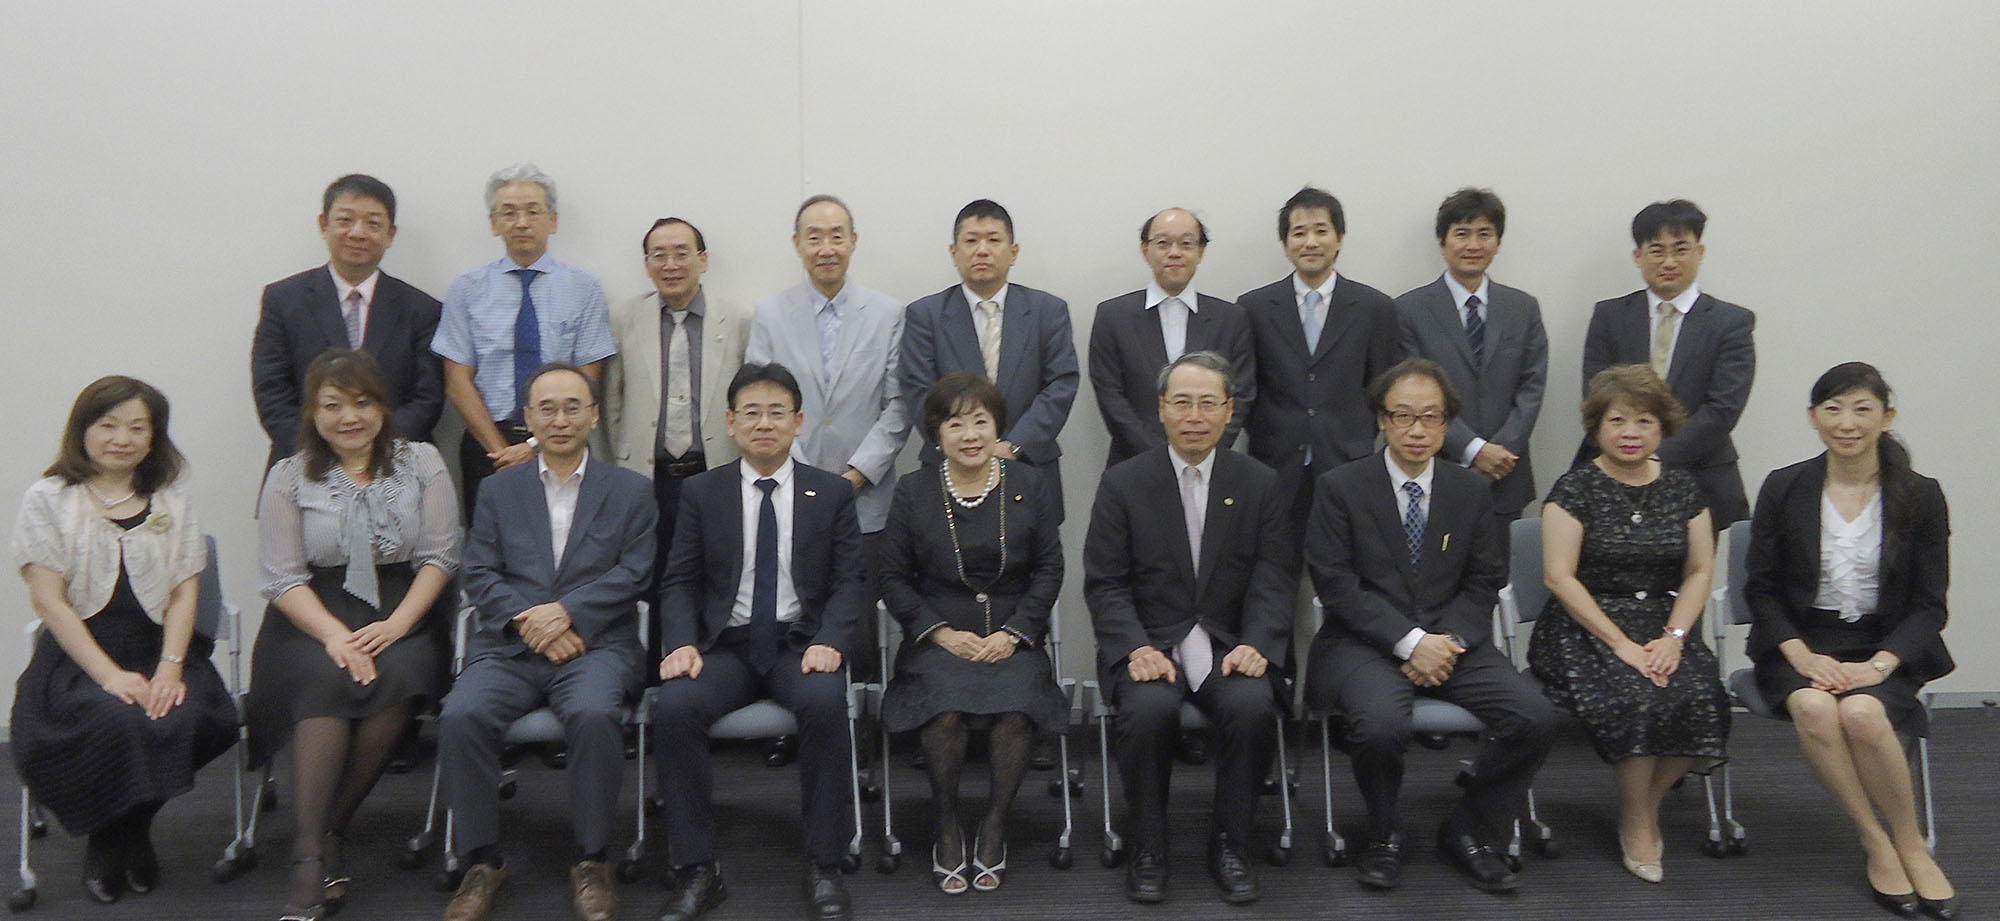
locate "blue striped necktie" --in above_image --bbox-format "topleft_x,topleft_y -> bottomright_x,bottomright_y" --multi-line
511,268 -> 541,418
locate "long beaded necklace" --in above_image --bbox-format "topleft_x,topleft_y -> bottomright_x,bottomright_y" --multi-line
940,459 -> 1007,634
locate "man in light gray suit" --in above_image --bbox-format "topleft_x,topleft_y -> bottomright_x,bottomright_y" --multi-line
1395,188 -> 1548,527
899,198 -> 1079,519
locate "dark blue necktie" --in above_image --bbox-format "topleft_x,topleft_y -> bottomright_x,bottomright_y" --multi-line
511,268 -> 542,419
1402,480 -> 1426,568
750,477 -> 780,674
1465,294 -> 1486,367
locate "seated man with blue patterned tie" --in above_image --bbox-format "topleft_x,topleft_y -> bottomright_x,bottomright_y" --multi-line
1304,358 -> 1553,894
651,363 -> 867,921
432,163 -> 615,518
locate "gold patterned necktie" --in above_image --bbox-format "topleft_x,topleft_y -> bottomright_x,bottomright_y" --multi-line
977,299 -> 1002,381
1651,306 -> 1678,379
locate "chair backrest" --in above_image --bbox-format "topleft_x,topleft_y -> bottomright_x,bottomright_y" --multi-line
1506,517 -> 1549,625
1724,518 -> 1754,626
194,534 -> 224,640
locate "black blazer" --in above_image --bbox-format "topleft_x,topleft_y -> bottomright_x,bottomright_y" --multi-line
657,460 -> 867,658
1306,453 -> 1504,659
1395,276 -> 1548,515
1239,275 -> 1404,471
1743,454 -> 1953,682
879,460 -> 1063,646
251,266 -> 445,466
1082,447 -> 1297,677
1578,289 -> 1755,524
1087,290 -> 1255,467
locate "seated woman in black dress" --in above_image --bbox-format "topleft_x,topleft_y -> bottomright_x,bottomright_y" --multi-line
246,351 -> 458,920
1744,362 -> 1956,919
9,375 -> 235,905
1529,365 -> 1728,884
878,373 -> 1068,895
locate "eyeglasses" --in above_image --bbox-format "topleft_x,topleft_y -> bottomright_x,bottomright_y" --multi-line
1382,410 -> 1447,430
528,401 -> 595,422
731,408 -> 797,423
1163,396 -> 1229,416
493,206 -> 551,223
1640,243 -> 1698,262
645,248 -> 702,266
1146,236 -> 1204,253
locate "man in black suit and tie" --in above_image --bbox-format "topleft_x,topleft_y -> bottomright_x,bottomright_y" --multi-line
1306,359 -> 1553,894
252,174 -> 444,469
651,362 -> 866,921
1579,199 -> 1755,526
1089,208 -> 1255,467
1084,351 -> 1296,906
898,198 -> 1078,517
1239,186 -> 1405,541
1395,188 -> 1548,531
438,364 -> 657,921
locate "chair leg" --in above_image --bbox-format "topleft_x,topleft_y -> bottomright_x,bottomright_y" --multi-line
1918,737 -> 1937,852
1318,717 -> 1348,867
1050,726 -> 1074,869
619,715 -> 647,882
875,690 -> 900,873
11,787 -> 38,911
1271,713 -> 1293,865
1094,693 -> 1122,868
402,752 -> 446,868
843,691 -> 865,872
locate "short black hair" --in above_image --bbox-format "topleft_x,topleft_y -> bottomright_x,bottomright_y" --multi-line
642,217 -> 707,255
1367,357 -> 1462,422
1138,208 -> 1210,245
1631,199 -> 1707,246
794,194 -> 854,234
727,362 -> 803,411
524,361 -> 600,406
1435,187 -> 1506,241
952,199 -> 1014,241
1278,186 -> 1345,240
322,174 -> 397,223
922,372 -> 1008,443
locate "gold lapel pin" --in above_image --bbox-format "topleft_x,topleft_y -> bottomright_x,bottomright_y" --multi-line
1223,497 -> 1235,506
1442,533 -> 1451,551
804,490 -> 817,497
1013,493 -> 1023,502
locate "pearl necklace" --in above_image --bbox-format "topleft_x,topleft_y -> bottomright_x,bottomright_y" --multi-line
85,482 -> 137,509
945,458 -> 1001,509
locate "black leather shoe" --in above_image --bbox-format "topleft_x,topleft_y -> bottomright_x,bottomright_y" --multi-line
1918,894 -> 1960,920
82,837 -> 122,904
1030,736 -> 1058,771
1873,886 -> 1919,917
1206,833 -> 1259,905
1175,731 -> 1210,766
804,863 -> 850,921
1436,821 -> 1518,893
765,736 -> 799,768
1124,849 -> 1167,904
1354,832 -> 1404,890
123,832 -> 160,894
657,862 -> 726,921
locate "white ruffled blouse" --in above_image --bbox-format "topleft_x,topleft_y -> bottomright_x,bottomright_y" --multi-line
1812,491 -> 1882,622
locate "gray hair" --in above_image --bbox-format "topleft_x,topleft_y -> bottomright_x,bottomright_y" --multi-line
1155,350 -> 1237,399
484,162 -> 558,212
794,194 -> 855,233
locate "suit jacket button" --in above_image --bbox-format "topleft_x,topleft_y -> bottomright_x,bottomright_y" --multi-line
1306,408 -> 1317,417
1307,373 -> 1317,382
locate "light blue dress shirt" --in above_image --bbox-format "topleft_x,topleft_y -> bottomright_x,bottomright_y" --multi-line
432,254 -> 616,421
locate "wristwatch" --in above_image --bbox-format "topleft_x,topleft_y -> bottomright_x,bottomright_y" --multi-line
1665,627 -> 1688,642
1871,658 -> 1892,676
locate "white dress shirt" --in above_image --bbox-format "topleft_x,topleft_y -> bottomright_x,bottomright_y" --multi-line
1384,450 -> 1435,661
1146,280 -> 1201,362
961,282 -> 1010,346
328,265 -> 380,345
538,451 -> 588,569
731,459 -> 802,626
1813,491 -> 1883,622
1644,283 -> 1701,378
1170,446 -> 1218,687
1442,273 -> 1493,466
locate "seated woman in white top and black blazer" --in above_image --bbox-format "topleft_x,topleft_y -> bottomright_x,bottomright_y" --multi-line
1744,361 -> 1957,920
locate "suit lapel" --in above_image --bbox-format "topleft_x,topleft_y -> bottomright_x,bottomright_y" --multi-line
363,275 -> 399,346
1667,295 -> 1713,390
1311,281 -> 1362,365
1424,280 -> 1477,371
1194,454 -> 1239,602
1151,456 -> 1198,595
939,287 -> 985,376
996,285 -> 1032,385
823,290 -> 860,396
1479,287 -> 1505,374
717,461 -> 746,586
1259,280 -> 1315,362
308,270 -> 348,349
1359,457 -> 1417,585
789,471 -> 823,598
555,461 -> 611,581
1418,466 -> 1463,583
699,301 -> 732,449
1619,291 -> 1653,365
1138,298 -> 1172,368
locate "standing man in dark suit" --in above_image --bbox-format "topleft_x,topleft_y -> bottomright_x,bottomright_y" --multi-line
1395,188 -> 1548,531
252,174 -> 444,469
1305,359 -> 1553,894
437,364 -> 657,921
1089,208 -> 1255,467
1084,351 -> 1296,906
651,363 -> 865,921
1579,199 -> 1755,526
1239,186 -> 1405,541
899,199 -> 1078,517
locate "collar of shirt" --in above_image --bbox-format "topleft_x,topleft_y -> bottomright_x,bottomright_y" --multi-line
499,252 -> 559,276
1442,273 -> 1491,324
1169,445 -> 1218,487
961,283 -> 1009,312
537,449 -> 590,489
1291,271 -> 1338,306
739,457 -> 795,491
1646,282 -> 1701,320
1383,448 -> 1434,502
1145,280 -> 1200,313
326,266 -> 380,310
816,285 -> 848,319
663,288 -> 707,320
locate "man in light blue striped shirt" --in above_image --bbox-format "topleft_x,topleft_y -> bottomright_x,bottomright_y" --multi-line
433,163 -> 615,516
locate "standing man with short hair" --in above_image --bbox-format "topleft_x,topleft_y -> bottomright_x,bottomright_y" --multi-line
1239,187 -> 1405,541
1089,208 -> 1255,468
1396,188 -> 1548,531
899,199 -> 1079,517
1579,199 -> 1755,526
432,163 -> 615,517
253,173 -> 444,469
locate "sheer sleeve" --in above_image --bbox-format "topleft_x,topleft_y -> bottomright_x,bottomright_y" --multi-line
257,459 -> 311,602
406,442 -> 461,576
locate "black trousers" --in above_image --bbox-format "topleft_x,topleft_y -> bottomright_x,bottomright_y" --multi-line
1308,641 -> 1553,843
1109,663 -> 1278,855
457,423 -> 532,524
647,454 -> 708,669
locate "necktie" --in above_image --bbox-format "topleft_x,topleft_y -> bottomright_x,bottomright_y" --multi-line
662,310 -> 694,458
1402,480 -> 1426,568
511,268 -> 542,418
817,296 -> 841,384
1464,295 -> 1485,367
1162,295 -> 1187,361
1651,307 -> 1678,379
977,299 -> 1002,380
1176,464 -> 1213,691
750,477 -> 781,674
342,290 -> 364,349
1302,289 -> 1325,353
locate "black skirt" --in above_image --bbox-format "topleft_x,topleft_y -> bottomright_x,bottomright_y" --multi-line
244,563 -> 447,767
1754,610 -> 1930,739
879,638 -> 1071,734
9,580 -> 235,836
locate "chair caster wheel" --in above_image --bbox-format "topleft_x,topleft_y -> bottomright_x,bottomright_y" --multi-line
874,853 -> 900,874
859,780 -> 882,804
212,848 -> 256,882
1726,836 -> 1748,856
644,796 -> 663,816
25,821 -> 45,841
616,859 -> 643,883
7,888 -> 33,912
1503,854 -> 1523,873
1323,834 -> 1350,867
498,779 -> 518,800
1050,846 -> 1073,870
1100,844 -> 1125,868
1531,837 -> 1560,859
259,781 -> 279,813
396,847 -> 427,870
840,854 -> 861,874
1046,777 -> 1065,797
1703,839 -> 1727,858
1416,733 -> 1451,750
434,868 -> 464,892
1269,846 -> 1292,867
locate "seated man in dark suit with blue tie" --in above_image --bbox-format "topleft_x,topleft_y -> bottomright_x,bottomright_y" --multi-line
651,362 -> 866,921
438,363 -> 658,921
1305,359 -> 1553,894
1084,351 -> 1296,906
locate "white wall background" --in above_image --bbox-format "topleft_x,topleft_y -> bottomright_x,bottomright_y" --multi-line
5,1 -> 1996,723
